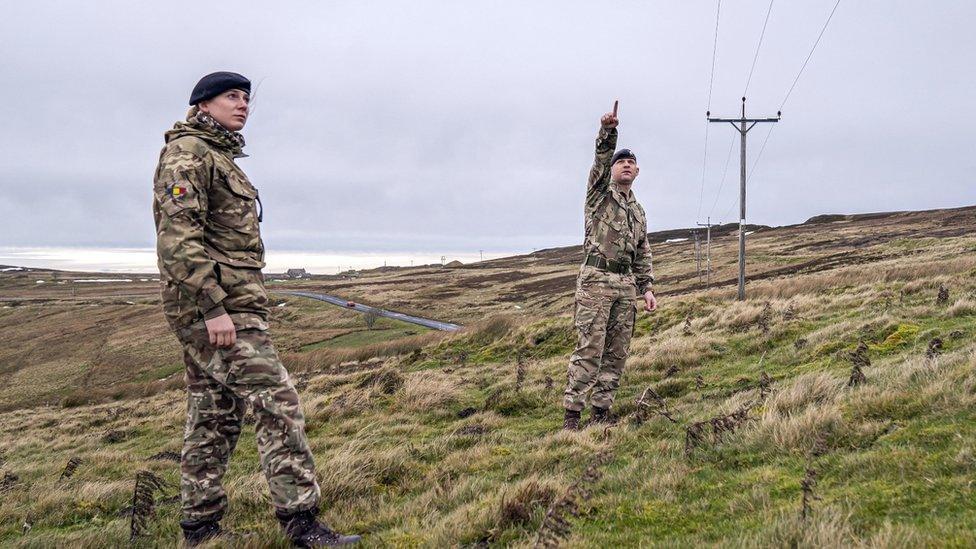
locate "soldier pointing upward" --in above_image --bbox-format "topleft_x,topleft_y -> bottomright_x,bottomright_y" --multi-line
563,101 -> 657,430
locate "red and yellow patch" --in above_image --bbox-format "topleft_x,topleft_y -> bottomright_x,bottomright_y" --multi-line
171,185 -> 188,198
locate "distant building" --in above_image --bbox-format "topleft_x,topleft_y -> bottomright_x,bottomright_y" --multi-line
285,268 -> 310,279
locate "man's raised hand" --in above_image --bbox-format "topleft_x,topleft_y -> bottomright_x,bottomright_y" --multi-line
601,100 -> 619,129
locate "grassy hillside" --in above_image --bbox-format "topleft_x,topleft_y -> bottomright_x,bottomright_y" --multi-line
1,206 -> 976,546
0,289 -> 428,412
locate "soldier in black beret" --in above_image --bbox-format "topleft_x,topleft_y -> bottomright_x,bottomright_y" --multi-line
562,101 -> 658,431
190,71 -> 251,106
154,72 -> 362,546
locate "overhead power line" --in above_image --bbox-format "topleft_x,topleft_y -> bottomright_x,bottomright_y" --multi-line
781,0 -> 842,110
721,123 -> 776,221
706,0 -> 722,109
743,0 -> 775,97
708,133 -> 737,220
720,0 -> 844,220
706,0 -> 773,222
697,0 -> 723,222
747,125 -> 776,182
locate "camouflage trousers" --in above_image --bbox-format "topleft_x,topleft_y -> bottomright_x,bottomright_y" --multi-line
564,265 -> 637,412
177,315 -> 320,522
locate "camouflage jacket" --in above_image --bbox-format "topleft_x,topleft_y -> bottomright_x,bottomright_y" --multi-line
152,112 -> 268,329
583,126 -> 654,294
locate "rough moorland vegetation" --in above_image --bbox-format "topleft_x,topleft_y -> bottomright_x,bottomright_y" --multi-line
1,208 -> 975,546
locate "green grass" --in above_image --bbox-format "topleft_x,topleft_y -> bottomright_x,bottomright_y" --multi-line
3,246 -> 976,546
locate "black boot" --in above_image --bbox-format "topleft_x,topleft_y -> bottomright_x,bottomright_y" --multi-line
563,409 -> 581,431
591,406 -> 613,424
181,519 -> 221,546
277,509 -> 361,547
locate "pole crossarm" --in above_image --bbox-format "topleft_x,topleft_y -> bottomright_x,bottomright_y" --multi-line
707,117 -> 780,124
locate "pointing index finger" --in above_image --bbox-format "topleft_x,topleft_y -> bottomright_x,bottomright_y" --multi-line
612,100 -> 618,117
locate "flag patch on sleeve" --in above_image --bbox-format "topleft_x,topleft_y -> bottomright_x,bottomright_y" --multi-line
171,185 -> 188,198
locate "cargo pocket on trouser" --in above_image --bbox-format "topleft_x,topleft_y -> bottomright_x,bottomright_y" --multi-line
632,300 -> 639,338
573,290 -> 602,337
603,297 -> 636,363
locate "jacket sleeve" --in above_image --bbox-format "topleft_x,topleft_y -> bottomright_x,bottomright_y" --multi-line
634,230 -> 654,295
153,150 -> 228,319
587,126 -> 617,195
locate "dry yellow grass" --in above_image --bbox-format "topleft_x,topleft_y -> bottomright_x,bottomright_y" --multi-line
398,374 -> 462,412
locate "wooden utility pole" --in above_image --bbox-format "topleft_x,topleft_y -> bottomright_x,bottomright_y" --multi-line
707,97 -> 780,300
696,216 -> 714,286
693,230 -> 702,283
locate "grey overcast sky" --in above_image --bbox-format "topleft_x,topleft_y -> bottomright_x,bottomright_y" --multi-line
1,1 -> 974,256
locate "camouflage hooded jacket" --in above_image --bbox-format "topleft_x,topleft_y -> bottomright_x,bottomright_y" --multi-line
152,112 -> 268,329
583,126 -> 654,294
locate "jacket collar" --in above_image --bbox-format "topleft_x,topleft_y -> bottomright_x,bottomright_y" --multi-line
164,111 -> 247,157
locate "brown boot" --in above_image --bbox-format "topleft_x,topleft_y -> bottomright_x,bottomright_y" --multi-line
563,409 -> 581,431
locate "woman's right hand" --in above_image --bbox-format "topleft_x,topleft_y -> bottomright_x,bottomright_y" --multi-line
205,313 -> 237,348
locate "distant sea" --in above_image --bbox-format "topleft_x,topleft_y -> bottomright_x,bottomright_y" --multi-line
0,247 -> 510,274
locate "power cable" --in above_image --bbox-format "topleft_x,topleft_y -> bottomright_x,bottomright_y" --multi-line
708,133 -> 737,219
721,123 -> 775,222
696,0 -> 723,222
707,0 -> 773,222
781,0 -> 842,110
722,0 -> 843,219
743,0 -> 775,96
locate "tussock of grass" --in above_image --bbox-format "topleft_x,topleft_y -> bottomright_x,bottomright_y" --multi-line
766,372 -> 845,416
317,440 -> 414,502
736,507 -> 922,548
947,297 -> 976,317
399,375 -> 461,412
751,404 -> 846,454
630,333 -> 723,372
356,366 -> 404,394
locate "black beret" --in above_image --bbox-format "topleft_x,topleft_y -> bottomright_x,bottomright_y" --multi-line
189,71 -> 251,106
611,148 -> 637,165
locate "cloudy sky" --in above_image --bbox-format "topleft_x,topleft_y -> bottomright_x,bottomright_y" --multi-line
2,1 -> 974,263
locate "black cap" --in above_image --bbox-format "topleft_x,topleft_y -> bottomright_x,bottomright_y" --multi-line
189,71 -> 251,106
611,148 -> 637,166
